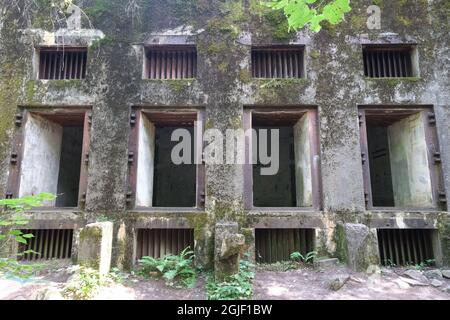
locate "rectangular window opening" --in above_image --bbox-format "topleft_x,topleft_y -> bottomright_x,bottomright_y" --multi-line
145,46 -> 197,79
18,112 -> 87,208
252,111 -> 315,208
134,111 -> 199,208
38,47 -> 87,80
363,110 -> 435,209
252,46 -> 305,79
18,229 -> 73,261
377,229 -> 435,266
363,45 -> 417,78
255,228 -> 315,263
136,228 -> 194,260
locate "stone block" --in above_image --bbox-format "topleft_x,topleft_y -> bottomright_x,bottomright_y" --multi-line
77,222 -> 113,275
313,258 -> 339,269
214,222 -> 245,282
335,223 -> 380,272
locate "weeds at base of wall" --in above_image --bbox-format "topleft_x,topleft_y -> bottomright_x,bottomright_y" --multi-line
62,265 -> 113,300
206,260 -> 254,300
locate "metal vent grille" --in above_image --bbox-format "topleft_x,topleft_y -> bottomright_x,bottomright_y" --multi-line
18,229 -> 73,261
136,229 -> 194,259
255,229 -> 315,263
39,49 -> 87,80
252,47 -> 304,78
146,47 -> 197,79
377,229 -> 434,266
363,47 -> 413,78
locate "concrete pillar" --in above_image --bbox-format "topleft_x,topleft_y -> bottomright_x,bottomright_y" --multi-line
77,221 -> 113,275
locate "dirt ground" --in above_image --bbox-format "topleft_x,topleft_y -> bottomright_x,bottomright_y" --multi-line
1,262 -> 450,300
253,266 -> 450,300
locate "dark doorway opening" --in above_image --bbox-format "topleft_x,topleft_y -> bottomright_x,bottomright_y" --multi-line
153,126 -> 196,207
253,126 -> 296,207
56,126 -> 83,207
367,125 -> 395,207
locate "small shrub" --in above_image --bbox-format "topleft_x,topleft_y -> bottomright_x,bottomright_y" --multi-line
206,260 -> 254,300
62,266 -> 106,300
414,259 -> 436,271
138,247 -> 197,288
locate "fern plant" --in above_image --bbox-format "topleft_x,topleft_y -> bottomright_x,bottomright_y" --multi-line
138,247 -> 197,288
290,250 -> 318,264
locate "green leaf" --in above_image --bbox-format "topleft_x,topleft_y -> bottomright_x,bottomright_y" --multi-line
22,233 -> 35,239
22,249 -> 39,255
15,236 -> 28,244
9,230 -> 23,236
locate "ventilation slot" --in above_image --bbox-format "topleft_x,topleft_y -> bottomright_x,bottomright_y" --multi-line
255,229 -> 315,263
136,229 -> 194,259
39,49 -> 87,80
377,229 -> 435,266
146,47 -> 197,79
252,47 -> 304,78
18,229 -> 73,261
363,47 -> 413,78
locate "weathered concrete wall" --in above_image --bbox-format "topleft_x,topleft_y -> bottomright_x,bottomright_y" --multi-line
0,0 -> 449,269
136,114 -> 155,207
294,114 -> 312,207
388,113 -> 433,207
19,114 -> 62,206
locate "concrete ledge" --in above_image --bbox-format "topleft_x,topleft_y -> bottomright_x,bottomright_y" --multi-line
247,213 -> 326,229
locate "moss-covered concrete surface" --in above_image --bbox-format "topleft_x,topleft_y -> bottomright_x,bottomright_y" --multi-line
0,0 -> 449,270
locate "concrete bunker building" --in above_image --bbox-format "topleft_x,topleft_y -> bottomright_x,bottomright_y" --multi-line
0,0 -> 450,273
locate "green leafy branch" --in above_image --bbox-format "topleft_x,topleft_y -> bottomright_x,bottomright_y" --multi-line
261,0 -> 352,32
0,193 -> 56,279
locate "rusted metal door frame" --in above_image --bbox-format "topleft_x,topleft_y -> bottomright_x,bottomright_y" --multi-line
78,110 -> 91,209
5,106 -> 91,209
127,107 -> 206,210
5,109 -> 28,199
421,110 -> 447,210
243,106 -> 322,211
359,105 -> 446,211
358,108 -> 373,209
